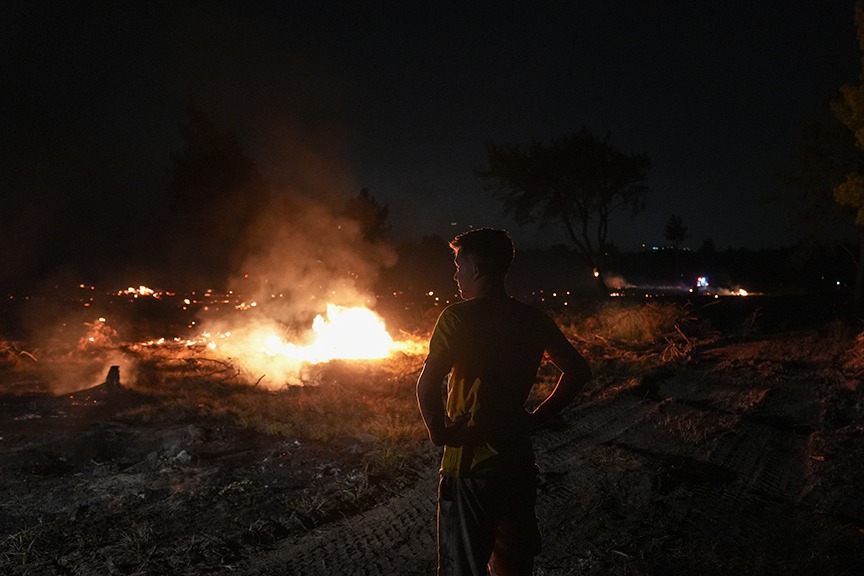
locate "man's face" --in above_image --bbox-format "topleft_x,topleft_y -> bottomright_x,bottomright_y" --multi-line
453,250 -> 478,300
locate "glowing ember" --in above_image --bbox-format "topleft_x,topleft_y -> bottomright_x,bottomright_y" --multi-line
118,285 -> 161,299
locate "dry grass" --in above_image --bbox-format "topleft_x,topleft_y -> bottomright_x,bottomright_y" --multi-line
0,300 -> 716,450
548,301 -> 705,397
563,301 -> 698,346
843,331 -> 864,379
4,298 -> 857,453
122,351 -> 427,445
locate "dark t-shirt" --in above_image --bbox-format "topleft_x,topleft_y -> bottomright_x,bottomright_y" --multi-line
426,295 -> 574,477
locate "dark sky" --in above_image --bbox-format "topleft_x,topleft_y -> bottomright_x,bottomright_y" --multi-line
2,1 -> 861,286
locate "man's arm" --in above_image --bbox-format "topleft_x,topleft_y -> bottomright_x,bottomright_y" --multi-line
416,357 -> 452,446
416,357 -> 483,447
528,337 -> 591,429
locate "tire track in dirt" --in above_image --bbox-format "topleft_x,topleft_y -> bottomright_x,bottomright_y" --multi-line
235,473 -> 439,575
237,395 -> 661,575
533,395 -> 658,509
618,360 -> 820,502
529,355 -> 838,575
234,343 -> 861,575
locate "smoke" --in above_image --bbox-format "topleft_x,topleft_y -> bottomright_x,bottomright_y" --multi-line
165,9 -> 400,324
1,3 -> 405,392
232,191 -> 397,324
0,309 -> 138,396
602,272 -> 635,291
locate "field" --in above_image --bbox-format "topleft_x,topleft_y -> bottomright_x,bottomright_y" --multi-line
1,293 -> 863,575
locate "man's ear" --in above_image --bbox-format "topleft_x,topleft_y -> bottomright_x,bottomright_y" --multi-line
471,262 -> 485,278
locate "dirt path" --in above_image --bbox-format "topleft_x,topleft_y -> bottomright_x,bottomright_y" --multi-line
235,336 -> 864,575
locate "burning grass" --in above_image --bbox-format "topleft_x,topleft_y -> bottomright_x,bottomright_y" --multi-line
0,298 -> 739,444
2,296 -> 857,448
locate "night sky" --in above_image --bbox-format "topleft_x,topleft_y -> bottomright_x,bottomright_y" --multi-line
2,1 -> 861,289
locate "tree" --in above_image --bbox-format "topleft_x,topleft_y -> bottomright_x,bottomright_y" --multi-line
664,214 -> 689,281
167,106 -> 269,288
785,115 -> 859,238
343,188 -> 390,241
698,237 -> 716,255
829,0 -> 864,313
664,214 -> 689,247
478,128 -> 651,291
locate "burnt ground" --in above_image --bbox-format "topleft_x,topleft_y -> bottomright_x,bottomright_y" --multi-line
1,324 -> 864,574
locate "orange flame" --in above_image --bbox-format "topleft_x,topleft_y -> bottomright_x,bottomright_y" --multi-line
145,303 -> 424,387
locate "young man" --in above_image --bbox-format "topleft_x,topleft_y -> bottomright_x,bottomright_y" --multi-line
416,228 -> 592,576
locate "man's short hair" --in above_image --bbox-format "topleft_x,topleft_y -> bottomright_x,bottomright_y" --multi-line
449,228 -> 514,275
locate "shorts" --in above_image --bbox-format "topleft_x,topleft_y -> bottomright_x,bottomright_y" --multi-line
437,470 -> 541,576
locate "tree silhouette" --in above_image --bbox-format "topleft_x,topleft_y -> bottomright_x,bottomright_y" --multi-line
664,214 -> 689,281
827,0 -> 864,312
478,128 -> 650,291
344,188 -> 390,241
167,106 -> 269,288
698,237 -> 716,255
785,114 -> 859,240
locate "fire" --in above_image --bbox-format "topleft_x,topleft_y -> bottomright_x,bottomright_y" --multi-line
139,303 -> 424,387
308,304 -> 396,361
118,285 -> 162,299
219,304 -> 399,364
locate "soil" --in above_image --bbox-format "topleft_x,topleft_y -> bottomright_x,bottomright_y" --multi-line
2,322 -> 864,574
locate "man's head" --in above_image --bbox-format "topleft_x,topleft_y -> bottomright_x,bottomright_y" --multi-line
449,228 -> 514,299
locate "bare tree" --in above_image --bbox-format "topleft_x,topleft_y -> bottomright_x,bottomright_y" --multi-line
665,214 -> 689,281
478,128 -> 650,291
